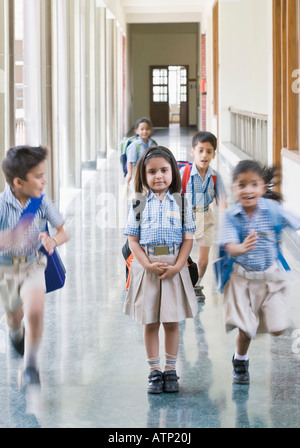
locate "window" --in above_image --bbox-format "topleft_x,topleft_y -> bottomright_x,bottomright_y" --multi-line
152,68 -> 168,102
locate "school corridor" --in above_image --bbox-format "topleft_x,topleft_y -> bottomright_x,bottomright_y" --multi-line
1,125 -> 300,429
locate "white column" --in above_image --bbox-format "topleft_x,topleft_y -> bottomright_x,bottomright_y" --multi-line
95,6 -> 107,162
23,0 -> 42,145
0,0 -> 12,190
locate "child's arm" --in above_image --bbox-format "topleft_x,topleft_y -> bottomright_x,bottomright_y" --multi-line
126,162 -> 133,185
225,229 -> 258,258
39,223 -> 69,256
128,235 -> 168,275
0,217 -> 32,250
157,233 -> 193,280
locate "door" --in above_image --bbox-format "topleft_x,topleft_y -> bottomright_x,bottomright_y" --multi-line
179,66 -> 188,127
150,66 -> 169,127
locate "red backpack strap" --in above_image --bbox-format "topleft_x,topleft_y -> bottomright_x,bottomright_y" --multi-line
211,174 -> 218,203
181,164 -> 192,196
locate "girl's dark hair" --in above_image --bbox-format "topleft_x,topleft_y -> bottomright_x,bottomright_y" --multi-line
232,159 -> 282,202
134,146 -> 181,194
135,117 -> 153,130
192,131 -> 217,151
2,145 -> 48,187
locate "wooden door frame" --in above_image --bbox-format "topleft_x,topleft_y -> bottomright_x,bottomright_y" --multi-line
149,65 -> 189,127
273,0 -> 300,165
149,65 -> 169,127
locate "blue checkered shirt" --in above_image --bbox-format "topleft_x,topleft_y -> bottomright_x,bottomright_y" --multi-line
221,198 -> 300,271
124,190 -> 196,246
0,184 -> 64,257
126,136 -> 156,166
180,163 -> 226,208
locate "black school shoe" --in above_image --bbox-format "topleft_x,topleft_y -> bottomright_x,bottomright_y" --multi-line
9,328 -> 25,356
232,356 -> 250,384
163,370 -> 180,393
147,370 -> 163,394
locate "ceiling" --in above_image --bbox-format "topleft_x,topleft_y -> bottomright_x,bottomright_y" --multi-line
122,0 -> 210,24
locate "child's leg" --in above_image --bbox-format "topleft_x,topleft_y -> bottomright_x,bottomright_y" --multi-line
163,322 -> 179,368
21,288 -> 45,373
195,245 -> 210,300
144,323 -> 163,394
6,305 -> 25,355
232,329 -> 251,384
163,322 -> 180,392
196,245 -> 210,280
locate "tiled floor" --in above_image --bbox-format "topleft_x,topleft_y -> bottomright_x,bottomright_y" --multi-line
1,125 -> 300,428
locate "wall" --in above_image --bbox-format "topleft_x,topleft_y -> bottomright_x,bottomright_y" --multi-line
218,0 -> 270,144
129,23 -> 198,128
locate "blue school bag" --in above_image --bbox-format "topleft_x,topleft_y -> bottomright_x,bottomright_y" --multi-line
19,196 -> 66,293
213,200 -> 290,293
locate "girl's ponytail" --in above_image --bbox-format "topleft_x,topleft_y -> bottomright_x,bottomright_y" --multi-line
261,165 -> 282,202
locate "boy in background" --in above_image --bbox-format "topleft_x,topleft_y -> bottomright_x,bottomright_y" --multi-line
181,132 -> 226,301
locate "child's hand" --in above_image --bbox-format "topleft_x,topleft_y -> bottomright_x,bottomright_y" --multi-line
39,232 -> 57,255
157,264 -> 178,280
147,262 -> 168,275
241,229 -> 258,254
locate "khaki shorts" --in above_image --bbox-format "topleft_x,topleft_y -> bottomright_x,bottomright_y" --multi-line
223,263 -> 288,339
0,254 -> 47,312
193,206 -> 215,247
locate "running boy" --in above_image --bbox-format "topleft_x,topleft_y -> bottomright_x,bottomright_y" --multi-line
221,160 -> 300,384
181,131 -> 226,300
126,118 -> 157,186
0,145 -> 68,387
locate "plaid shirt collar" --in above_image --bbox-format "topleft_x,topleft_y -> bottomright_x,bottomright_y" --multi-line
146,189 -> 175,203
191,163 -> 215,179
232,198 -> 269,217
2,183 -> 31,212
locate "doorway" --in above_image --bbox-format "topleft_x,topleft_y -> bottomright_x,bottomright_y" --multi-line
150,65 -> 189,128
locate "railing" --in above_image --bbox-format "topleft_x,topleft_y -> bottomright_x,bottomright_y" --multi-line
229,106 -> 268,164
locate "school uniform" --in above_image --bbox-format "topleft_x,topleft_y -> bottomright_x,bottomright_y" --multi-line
0,184 -> 64,312
123,190 -> 198,325
126,136 -> 156,166
221,198 -> 300,339
181,164 -> 226,246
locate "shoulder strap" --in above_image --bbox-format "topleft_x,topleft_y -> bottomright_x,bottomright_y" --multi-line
19,195 -> 44,222
265,200 -> 290,270
181,164 -> 192,196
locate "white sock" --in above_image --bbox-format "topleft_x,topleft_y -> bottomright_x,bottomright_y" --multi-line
24,343 -> 39,370
234,351 -> 249,361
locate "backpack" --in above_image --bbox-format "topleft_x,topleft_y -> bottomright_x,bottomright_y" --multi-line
178,161 -> 217,199
120,135 -> 139,177
213,200 -> 290,293
120,136 -> 157,177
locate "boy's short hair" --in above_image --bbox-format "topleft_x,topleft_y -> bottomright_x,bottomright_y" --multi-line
192,131 -> 217,151
2,145 -> 48,187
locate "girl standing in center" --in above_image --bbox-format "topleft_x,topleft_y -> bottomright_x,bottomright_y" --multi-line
123,146 -> 198,394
